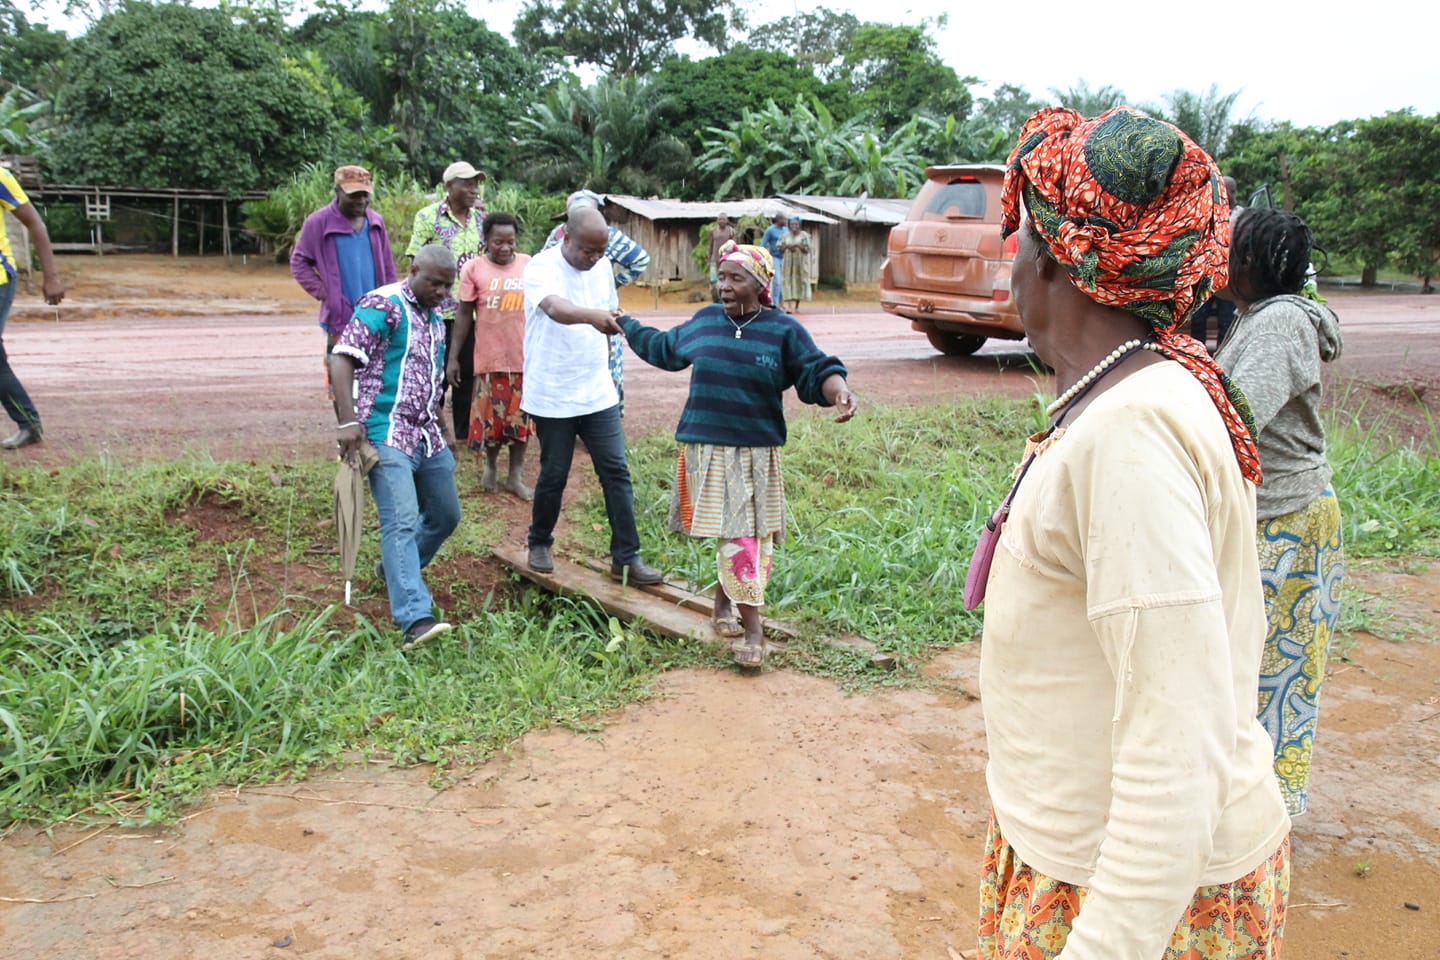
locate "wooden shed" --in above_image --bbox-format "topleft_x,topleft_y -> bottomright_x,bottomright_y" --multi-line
778,194 -> 912,288
600,196 -> 836,285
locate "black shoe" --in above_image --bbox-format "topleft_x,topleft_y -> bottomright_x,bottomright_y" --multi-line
527,544 -> 554,573
374,560 -> 385,582
401,617 -> 450,651
0,425 -> 42,449
610,558 -> 662,584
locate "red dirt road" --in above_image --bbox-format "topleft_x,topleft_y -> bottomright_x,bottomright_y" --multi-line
2,256 -> 1435,461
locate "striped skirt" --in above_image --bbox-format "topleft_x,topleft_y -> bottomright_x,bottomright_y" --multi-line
1256,487 -> 1344,816
670,444 -> 785,607
978,816 -> 1289,959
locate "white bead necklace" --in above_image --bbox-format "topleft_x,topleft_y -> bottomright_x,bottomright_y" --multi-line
1044,339 -> 1159,418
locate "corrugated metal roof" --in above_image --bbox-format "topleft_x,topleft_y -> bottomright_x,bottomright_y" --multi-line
602,195 -> 837,224
778,194 -> 912,225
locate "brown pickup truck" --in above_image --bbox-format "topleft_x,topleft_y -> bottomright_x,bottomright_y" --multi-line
879,164 -> 1024,356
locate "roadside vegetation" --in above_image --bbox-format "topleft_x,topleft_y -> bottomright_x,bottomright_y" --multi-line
2,400 -> 1436,827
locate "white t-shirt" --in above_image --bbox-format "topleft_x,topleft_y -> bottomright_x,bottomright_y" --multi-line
521,244 -> 619,418
979,361 -> 1289,960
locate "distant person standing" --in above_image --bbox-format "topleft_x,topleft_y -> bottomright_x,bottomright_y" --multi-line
329,245 -> 461,651
522,206 -> 660,585
449,212 -> 533,499
760,212 -> 787,306
0,164 -> 64,449
541,190 -> 650,412
290,165 -> 397,396
779,215 -> 812,312
707,213 -> 736,301
407,161 -> 487,441
1191,174 -> 1241,350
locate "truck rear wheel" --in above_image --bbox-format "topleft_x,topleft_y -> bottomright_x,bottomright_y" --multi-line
925,330 -> 986,356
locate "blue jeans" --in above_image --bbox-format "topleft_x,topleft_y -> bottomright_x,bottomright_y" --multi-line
529,405 -> 641,564
0,280 -> 41,430
368,443 -> 461,631
771,261 -> 784,306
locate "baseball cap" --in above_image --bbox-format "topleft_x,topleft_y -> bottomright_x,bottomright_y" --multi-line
333,165 -> 373,194
443,161 -> 486,184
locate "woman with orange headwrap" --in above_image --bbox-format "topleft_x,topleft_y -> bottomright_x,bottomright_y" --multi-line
617,241 -> 857,668
967,107 -> 1291,959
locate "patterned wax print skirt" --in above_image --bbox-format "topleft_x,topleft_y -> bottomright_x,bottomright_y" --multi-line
468,372 -> 530,451
978,815 -> 1289,960
1256,487 -> 1344,816
670,444 -> 786,607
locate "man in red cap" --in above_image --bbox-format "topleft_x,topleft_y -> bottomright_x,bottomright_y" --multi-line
290,164 -> 397,399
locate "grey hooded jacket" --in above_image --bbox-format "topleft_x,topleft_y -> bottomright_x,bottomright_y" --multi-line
1215,294 -> 1343,521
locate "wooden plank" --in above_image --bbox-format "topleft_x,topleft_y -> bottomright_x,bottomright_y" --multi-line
493,544 -> 714,644
495,547 -> 895,669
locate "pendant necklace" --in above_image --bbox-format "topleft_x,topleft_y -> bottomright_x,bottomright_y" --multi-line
727,309 -> 761,339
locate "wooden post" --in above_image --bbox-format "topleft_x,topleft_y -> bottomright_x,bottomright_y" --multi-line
221,200 -> 231,262
95,218 -> 104,257
197,204 -> 205,255
171,195 -> 179,257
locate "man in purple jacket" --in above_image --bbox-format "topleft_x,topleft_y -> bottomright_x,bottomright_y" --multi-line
290,165 -> 397,395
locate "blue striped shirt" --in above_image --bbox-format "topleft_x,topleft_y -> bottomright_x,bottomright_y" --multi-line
619,306 -> 846,447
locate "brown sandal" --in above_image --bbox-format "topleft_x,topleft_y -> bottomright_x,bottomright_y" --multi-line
731,638 -> 766,669
712,615 -> 744,638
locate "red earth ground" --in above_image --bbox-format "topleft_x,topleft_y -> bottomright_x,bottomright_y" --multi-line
1,256 -> 1438,959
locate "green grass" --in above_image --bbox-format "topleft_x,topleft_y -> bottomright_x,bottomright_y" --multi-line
572,398 -> 1039,674
1328,402 -> 1440,556
2,396 -> 1435,825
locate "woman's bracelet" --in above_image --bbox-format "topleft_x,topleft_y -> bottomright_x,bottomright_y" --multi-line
336,421 -> 359,430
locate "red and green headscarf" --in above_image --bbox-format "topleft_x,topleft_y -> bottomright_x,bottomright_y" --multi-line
717,240 -> 776,306
1001,106 -> 1262,484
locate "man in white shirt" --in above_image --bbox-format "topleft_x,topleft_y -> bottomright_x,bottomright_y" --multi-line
521,207 -> 661,583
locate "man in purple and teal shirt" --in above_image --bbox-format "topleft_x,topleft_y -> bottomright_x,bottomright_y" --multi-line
329,245 -> 460,651
290,165 -> 397,388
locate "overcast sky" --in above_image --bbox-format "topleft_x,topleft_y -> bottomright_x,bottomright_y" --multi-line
24,0 -> 1436,129
467,0 -> 1436,129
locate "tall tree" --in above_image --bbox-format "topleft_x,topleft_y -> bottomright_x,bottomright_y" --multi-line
52,1 -> 333,191
1303,111 -> 1440,288
0,4 -> 69,101
293,0 -> 547,181
652,48 -> 850,167
838,23 -> 973,134
1155,84 -> 1247,158
513,0 -> 742,76
745,6 -> 860,81
1049,79 -> 1127,116
513,76 -> 691,195
974,83 -> 1047,144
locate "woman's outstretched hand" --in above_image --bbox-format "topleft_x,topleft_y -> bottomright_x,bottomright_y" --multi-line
823,375 -> 858,423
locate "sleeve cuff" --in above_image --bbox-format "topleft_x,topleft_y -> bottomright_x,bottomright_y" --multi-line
333,343 -> 369,367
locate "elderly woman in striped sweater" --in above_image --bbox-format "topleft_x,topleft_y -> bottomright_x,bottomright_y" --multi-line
617,242 -> 857,668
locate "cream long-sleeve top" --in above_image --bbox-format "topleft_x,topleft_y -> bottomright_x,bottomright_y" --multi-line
979,361 -> 1290,960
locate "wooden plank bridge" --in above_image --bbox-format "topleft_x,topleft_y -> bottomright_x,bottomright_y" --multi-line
491,544 -> 894,669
